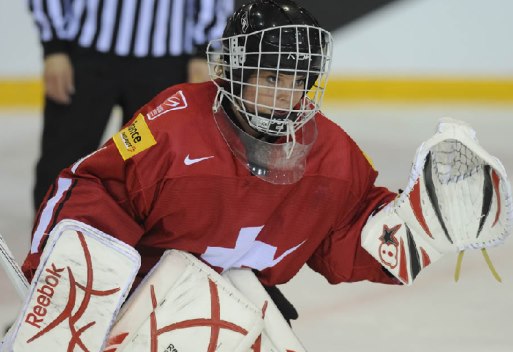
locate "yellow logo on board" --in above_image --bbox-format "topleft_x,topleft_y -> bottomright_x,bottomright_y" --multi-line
113,114 -> 156,160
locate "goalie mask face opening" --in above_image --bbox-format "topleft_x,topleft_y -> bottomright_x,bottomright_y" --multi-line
207,0 -> 333,138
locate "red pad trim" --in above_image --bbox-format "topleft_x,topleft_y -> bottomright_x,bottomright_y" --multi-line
399,238 -> 409,284
409,181 -> 434,238
491,170 -> 502,227
419,247 -> 431,268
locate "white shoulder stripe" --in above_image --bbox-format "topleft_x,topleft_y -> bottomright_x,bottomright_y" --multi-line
71,146 -> 107,174
31,178 -> 73,254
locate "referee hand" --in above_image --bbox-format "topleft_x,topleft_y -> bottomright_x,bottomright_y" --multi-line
44,53 -> 75,104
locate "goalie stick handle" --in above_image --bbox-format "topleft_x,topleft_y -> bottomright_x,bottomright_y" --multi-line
0,231 -> 29,299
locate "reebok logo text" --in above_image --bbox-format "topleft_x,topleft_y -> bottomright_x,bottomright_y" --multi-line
25,263 -> 65,329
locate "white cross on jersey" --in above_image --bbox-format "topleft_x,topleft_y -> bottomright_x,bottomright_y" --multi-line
201,226 -> 305,272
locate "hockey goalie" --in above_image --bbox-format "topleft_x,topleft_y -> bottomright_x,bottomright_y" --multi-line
2,116 -> 511,352
2,0 -> 512,351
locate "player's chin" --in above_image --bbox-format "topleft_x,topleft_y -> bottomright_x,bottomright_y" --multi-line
257,109 -> 291,120
272,110 -> 290,119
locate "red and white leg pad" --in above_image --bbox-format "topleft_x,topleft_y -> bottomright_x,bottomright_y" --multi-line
3,220 -> 140,352
105,250 -> 264,352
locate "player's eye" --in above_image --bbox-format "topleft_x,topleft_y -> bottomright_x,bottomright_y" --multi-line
266,75 -> 277,84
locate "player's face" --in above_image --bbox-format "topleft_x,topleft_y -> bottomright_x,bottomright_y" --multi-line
242,70 -> 306,118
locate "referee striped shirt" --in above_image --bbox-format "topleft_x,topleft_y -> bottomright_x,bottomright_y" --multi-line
28,0 -> 234,58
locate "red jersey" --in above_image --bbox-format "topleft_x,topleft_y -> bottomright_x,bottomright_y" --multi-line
23,81 -> 398,287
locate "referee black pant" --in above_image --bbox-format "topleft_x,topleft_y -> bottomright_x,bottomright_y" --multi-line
34,46 -> 189,211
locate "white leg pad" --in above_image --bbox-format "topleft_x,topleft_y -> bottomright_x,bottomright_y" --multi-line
2,220 -> 140,352
223,269 -> 307,352
105,250 -> 264,352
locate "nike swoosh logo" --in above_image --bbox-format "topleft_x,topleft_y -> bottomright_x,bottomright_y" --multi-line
184,154 -> 214,165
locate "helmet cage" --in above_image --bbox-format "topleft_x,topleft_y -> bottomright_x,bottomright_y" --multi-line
208,24 -> 333,137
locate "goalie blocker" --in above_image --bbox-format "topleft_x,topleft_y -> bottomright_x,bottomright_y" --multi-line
362,118 -> 513,285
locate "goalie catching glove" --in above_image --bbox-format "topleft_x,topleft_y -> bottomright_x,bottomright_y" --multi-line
362,118 -> 513,285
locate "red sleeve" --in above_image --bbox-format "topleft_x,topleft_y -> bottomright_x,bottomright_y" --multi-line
308,184 -> 400,285
21,85 -> 184,282
307,136 -> 401,285
22,138 -> 146,281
